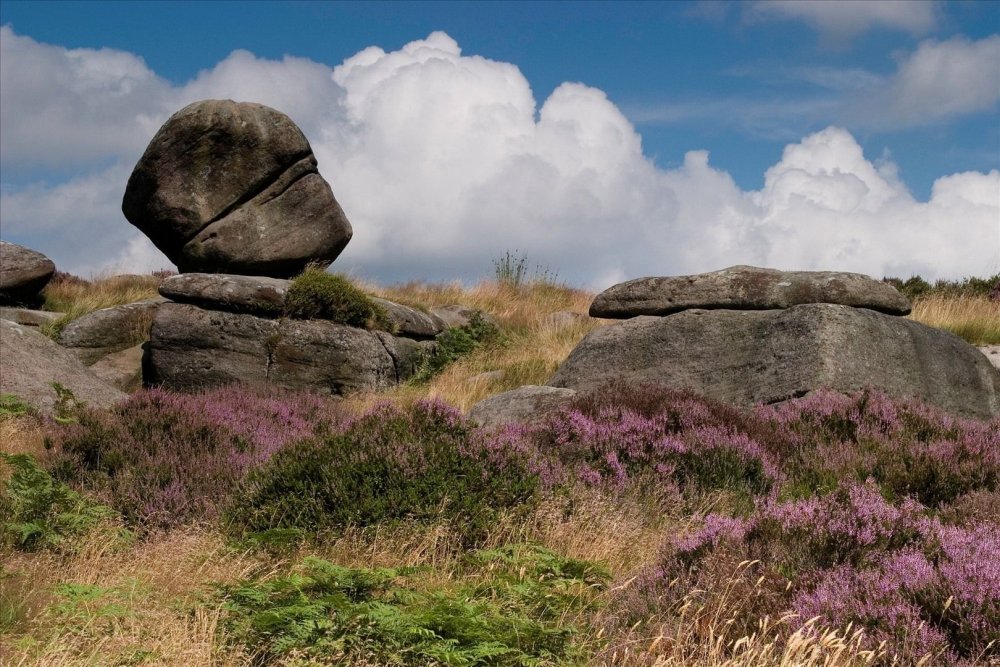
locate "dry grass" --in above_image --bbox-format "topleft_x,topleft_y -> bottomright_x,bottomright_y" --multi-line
596,561 -> 890,667
346,279 -> 604,412
0,416 -> 47,459
39,273 -> 163,339
1,528 -> 271,667
909,296 -> 1000,345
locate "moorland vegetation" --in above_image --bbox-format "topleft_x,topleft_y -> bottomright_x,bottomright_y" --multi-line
1,264 -> 998,666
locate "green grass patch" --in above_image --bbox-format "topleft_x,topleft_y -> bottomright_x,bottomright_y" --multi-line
412,312 -> 502,383
285,266 -> 392,331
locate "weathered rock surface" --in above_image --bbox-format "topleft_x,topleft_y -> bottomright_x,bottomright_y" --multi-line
372,298 -> 445,339
0,307 -> 62,328
590,266 -> 911,318
0,241 -> 56,306
89,344 -> 145,391
550,304 -> 1000,420
0,319 -> 125,415
468,385 -> 577,429
269,319 -> 396,394
980,345 -> 1000,371
122,100 -> 352,277
158,273 -> 288,316
145,302 -> 428,394
375,332 -> 437,383
58,299 -> 164,364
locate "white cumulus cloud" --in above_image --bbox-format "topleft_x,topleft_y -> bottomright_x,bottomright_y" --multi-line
1,28 -> 997,286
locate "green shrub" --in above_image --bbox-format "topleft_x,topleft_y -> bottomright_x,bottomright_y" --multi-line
883,274 -> 1000,301
412,312 -> 501,383
218,545 -> 605,665
0,453 -> 123,551
227,401 -> 541,547
0,394 -> 33,420
284,267 -> 391,330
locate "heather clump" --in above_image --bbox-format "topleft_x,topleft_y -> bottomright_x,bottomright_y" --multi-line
617,479 -> 999,664
45,386 -> 342,528
764,389 -> 1000,505
532,406 -> 779,502
229,401 -> 544,547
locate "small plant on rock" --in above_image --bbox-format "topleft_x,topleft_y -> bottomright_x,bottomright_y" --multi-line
284,266 -> 391,330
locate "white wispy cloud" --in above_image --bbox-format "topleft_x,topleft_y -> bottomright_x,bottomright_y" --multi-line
632,35 -> 1000,135
1,28 -> 997,286
746,0 -> 941,41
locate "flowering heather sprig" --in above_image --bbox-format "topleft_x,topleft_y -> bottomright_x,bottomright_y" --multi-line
531,404 -> 780,497
794,521 -> 1000,663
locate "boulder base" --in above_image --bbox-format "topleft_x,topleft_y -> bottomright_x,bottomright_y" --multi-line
145,302 -> 427,394
549,304 -> 1000,419
590,265 -> 911,318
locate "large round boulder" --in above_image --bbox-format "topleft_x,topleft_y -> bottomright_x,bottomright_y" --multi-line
550,304 -> 1000,420
0,241 -> 56,306
122,100 -> 352,277
590,265 -> 911,318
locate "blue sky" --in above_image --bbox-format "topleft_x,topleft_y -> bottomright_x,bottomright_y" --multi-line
1,1 -> 998,286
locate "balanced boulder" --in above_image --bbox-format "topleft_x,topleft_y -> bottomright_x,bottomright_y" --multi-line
549,304 -> 1000,420
122,100 -> 352,277
0,241 -> 56,306
590,265 -> 911,318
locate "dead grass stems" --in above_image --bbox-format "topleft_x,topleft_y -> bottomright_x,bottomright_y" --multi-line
909,295 -> 1000,345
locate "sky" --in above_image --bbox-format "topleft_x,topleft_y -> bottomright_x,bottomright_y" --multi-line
1,0 -> 998,288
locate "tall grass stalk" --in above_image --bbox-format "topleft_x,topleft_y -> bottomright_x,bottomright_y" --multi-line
909,296 -> 1000,345
39,273 -> 163,339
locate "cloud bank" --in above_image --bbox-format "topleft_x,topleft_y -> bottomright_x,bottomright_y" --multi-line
1,27 -> 997,288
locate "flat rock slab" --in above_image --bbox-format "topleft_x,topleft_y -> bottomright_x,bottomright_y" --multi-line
550,304 -> 1000,420
145,302 -> 423,394
159,273 -> 288,316
468,385 -> 578,429
0,241 -> 56,306
122,99 -> 352,277
58,299 -> 164,364
0,307 -> 62,328
590,265 -> 911,318
372,298 -> 445,339
0,319 -> 125,415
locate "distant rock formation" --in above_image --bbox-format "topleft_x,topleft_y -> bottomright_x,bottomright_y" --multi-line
552,266 -> 999,419
0,241 -> 55,306
122,100 -> 352,278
